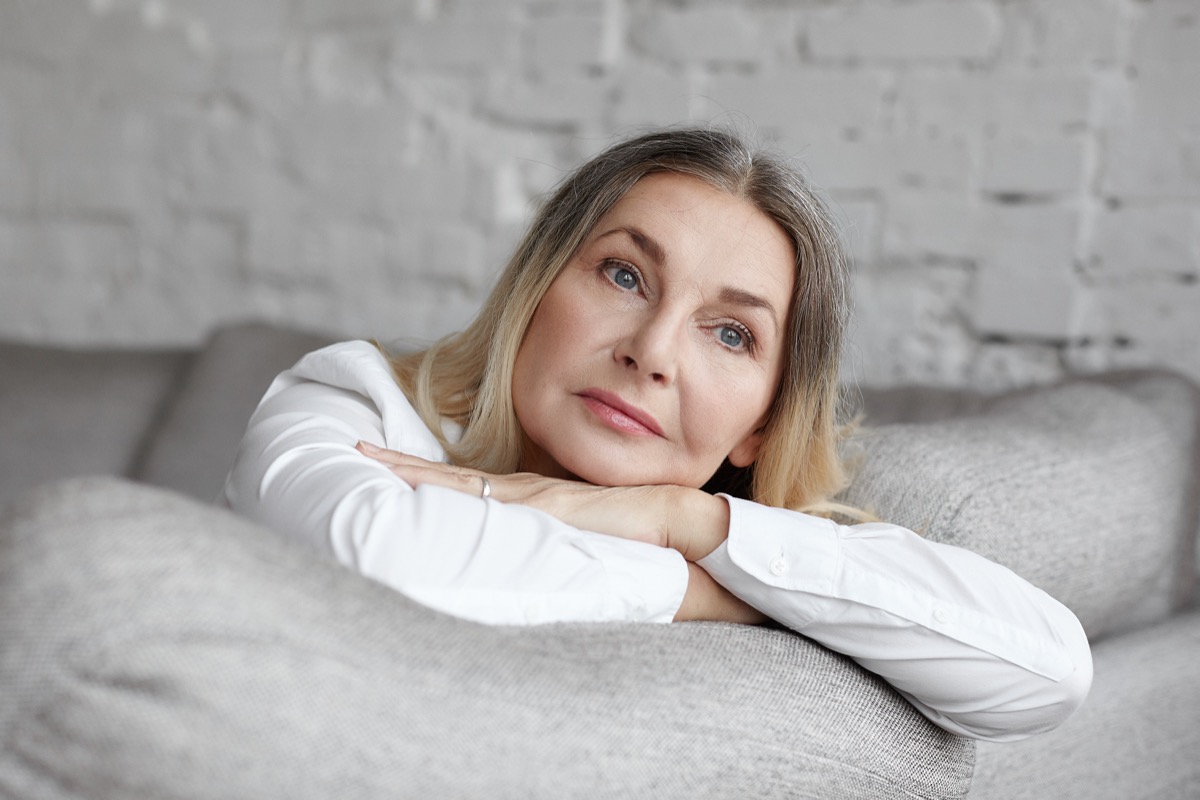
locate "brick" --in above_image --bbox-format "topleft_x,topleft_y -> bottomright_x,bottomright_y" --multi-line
704,71 -> 886,137
968,342 -> 1067,393
0,271 -> 112,344
805,137 -> 971,193
76,9 -> 215,102
217,51 -> 301,119
36,151 -> 160,215
416,223 -> 487,288
980,138 -> 1086,196
355,281 -> 483,345
1137,74 -> 1200,130
180,128 -> 285,216
976,205 -> 1080,275
393,18 -> 519,71
154,215 -> 242,280
844,266 -> 975,386
885,201 -> 1081,274
882,192 -> 980,261
306,31 -> 390,103
1000,0 -> 1121,65
634,6 -> 766,65
0,217 -> 136,282
483,75 -> 608,127
163,0 -> 287,51
1089,206 -> 1198,277
971,268 -> 1085,340
1085,280 -> 1200,368
527,13 -> 610,71
611,63 -> 695,130
378,160 -> 471,218
1103,131 -> 1200,199
829,197 -> 881,267
0,0 -> 92,62
284,101 -> 417,175
807,1 -> 1000,62
897,73 -> 1091,135
1131,0 -> 1200,66
0,126 -> 32,211
294,0 -> 419,27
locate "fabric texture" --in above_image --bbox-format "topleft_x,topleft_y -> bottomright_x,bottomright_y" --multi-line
134,321 -> 334,501
841,372 -> 1200,640
0,341 -> 188,509
969,608 -> 1200,799
0,476 -> 974,800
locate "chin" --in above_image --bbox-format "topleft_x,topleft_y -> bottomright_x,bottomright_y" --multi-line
561,455 -> 701,489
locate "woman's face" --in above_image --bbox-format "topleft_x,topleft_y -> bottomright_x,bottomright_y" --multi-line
511,171 -> 796,488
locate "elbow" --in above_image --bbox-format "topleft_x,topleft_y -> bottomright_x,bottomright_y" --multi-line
1040,640 -> 1093,734
952,640 -> 1094,743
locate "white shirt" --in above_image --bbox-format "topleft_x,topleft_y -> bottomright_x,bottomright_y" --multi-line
223,340 -> 1092,742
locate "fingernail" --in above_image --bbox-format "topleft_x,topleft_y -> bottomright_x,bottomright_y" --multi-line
357,440 -> 380,452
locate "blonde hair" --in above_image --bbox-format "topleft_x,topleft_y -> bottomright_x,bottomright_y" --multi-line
388,127 -> 854,515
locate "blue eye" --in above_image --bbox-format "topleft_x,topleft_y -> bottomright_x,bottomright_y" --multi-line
716,324 -> 756,353
718,326 -> 744,349
604,263 -> 640,291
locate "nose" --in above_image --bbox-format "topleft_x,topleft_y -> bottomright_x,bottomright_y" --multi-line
614,310 -> 683,385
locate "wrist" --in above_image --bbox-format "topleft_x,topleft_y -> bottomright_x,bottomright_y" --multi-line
668,488 -> 729,562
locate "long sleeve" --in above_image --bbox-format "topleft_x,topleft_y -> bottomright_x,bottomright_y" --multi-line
222,341 -> 689,626
697,496 -> 1093,742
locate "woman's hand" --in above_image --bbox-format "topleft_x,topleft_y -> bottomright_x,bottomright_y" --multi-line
356,441 -> 765,624
355,441 -> 727,560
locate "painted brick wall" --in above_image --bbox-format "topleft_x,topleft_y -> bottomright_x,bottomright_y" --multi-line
1,0 -> 1197,389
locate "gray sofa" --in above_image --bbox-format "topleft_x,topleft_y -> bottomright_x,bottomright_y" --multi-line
1,322 -> 1197,799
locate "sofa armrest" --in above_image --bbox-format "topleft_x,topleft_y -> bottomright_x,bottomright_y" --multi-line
0,477 -> 974,800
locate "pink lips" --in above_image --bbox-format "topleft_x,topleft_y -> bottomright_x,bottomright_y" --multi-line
578,389 -> 665,437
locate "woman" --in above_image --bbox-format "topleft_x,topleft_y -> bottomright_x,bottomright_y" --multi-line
224,127 -> 1091,743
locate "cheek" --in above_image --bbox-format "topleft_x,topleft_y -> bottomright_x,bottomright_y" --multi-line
685,368 -> 778,447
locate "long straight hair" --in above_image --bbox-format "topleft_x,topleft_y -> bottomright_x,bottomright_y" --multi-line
388,127 -> 853,514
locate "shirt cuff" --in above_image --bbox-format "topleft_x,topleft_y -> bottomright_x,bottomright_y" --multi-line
697,495 -> 842,628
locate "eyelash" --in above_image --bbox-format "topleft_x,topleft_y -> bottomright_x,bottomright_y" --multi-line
599,259 -> 758,356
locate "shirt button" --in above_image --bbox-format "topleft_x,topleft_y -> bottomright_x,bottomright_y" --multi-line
933,606 -> 952,624
769,556 -> 789,577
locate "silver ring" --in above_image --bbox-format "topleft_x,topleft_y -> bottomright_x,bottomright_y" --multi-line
479,476 -> 491,499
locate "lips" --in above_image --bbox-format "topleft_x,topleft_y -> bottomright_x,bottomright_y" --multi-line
577,389 -> 665,437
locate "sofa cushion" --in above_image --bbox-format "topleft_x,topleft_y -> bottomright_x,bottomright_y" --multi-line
0,341 -> 189,510
134,322 -> 335,502
970,607 -> 1200,799
843,371 -> 1200,641
0,477 -> 974,800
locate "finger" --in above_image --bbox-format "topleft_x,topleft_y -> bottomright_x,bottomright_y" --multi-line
386,461 -> 487,498
356,441 -> 431,467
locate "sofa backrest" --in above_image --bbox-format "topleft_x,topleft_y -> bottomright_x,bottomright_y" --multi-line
845,371 -> 1200,640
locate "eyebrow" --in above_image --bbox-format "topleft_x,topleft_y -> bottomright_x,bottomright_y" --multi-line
599,226 -> 667,266
719,287 -> 781,326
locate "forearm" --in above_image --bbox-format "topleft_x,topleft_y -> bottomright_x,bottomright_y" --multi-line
673,562 -> 768,624
697,497 -> 1093,741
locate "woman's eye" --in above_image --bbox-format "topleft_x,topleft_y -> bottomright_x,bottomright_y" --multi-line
716,324 -> 754,352
603,262 -> 640,291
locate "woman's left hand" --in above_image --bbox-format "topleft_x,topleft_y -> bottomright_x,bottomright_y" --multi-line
355,441 -> 728,561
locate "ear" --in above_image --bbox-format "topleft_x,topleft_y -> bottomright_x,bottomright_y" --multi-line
727,428 -> 765,468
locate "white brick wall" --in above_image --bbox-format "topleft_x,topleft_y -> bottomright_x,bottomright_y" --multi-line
0,0 -> 1197,390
